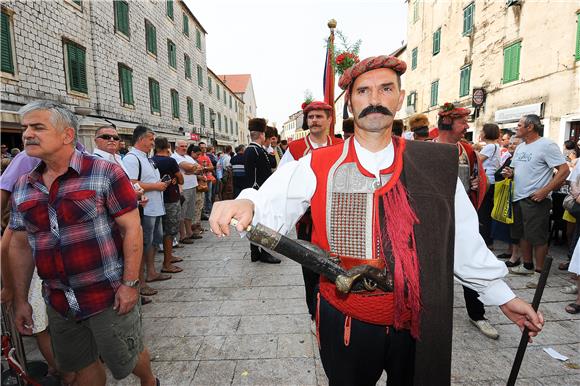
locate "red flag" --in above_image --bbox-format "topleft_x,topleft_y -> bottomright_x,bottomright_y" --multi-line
323,28 -> 335,134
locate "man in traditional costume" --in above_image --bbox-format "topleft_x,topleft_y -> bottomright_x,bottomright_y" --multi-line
280,101 -> 343,330
433,103 -> 499,340
210,55 -> 543,385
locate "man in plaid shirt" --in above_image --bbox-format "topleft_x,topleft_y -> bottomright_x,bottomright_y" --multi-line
8,101 -> 157,385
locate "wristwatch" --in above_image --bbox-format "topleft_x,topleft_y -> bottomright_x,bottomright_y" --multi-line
121,279 -> 140,288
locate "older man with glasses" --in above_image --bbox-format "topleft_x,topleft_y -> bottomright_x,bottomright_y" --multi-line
93,125 -> 128,175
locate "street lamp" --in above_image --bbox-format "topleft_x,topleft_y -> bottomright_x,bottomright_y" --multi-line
209,110 -> 216,147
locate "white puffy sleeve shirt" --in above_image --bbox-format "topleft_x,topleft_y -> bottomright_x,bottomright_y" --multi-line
238,139 -> 515,306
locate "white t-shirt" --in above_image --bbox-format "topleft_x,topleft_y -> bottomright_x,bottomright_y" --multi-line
480,143 -> 501,184
123,149 -> 165,216
171,152 -> 198,190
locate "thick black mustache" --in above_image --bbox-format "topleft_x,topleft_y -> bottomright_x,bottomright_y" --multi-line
358,105 -> 393,119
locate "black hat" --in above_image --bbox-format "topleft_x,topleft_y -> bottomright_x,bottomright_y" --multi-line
248,118 -> 267,133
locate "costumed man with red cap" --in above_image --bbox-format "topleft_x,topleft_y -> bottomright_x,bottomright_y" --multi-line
279,100 -> 343,332
210,55 -> 543,386
433,103 -> 499,340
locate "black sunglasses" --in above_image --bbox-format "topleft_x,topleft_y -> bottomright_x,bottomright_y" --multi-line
97,134 -> 120,141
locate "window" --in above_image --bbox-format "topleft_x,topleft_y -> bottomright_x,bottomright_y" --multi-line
230,118 -> 233,134
433,28 -> 441,55
1,11 -> 14,74
148,78 -> 160,114
411,47 -> 418,70
209,108 -> 215,128
187,97 -> 193,123
225,116 -> 228,133
576,12 -> 580,61
217,113 -> 222,130
463,3 -> 474,35
182,13 -> 189,36
229,95 -> 233,109
166,0 -> 173,20
118,64 -> 134,106
223,89 -> 226,105
114,0 -> 130,37
64,41 -> 87,93
184,54 -> 191,79
459,65 -> 471,97
413,1 -> 419,23
235,122 -> 238,135
503,41 -> 521,83
208,77 -> 212,94
167,40 -> 176,69
216,84 -> 220,100
430,80 -> 439,107
73,0 -> 82,5
200,103 -> 206,126
145,20 -> 157,56
170,89 -> 179,118
196,29 -> 202,49
196,65 -> 203,87
235,102 -> 238,113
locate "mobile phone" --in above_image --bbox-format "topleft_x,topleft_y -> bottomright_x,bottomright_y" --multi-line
161,175 -> 171,183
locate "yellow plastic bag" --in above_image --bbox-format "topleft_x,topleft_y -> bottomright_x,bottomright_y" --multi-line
491,178 -> 514,224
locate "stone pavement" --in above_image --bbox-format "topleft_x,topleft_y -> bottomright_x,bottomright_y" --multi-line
23,223 -> 580,385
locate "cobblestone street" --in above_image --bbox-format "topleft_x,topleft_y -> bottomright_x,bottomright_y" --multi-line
23,223 -> 580,385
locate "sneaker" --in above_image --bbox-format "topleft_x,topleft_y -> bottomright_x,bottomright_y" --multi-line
470,319 -> 499,340
310,319 -> 317,336
509,265 -> 535,275
526,273 -> 540,289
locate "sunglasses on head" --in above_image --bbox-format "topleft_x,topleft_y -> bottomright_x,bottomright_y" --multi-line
97,134 -> 120,141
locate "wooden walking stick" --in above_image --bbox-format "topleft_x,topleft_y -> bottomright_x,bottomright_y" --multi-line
506,256 -> 552,386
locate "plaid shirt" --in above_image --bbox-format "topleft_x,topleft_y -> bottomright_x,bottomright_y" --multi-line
9,150 -> 138,320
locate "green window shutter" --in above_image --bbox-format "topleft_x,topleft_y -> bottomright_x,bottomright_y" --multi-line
459,65 -> 471,97
230,118 -> 233,133
187,98 -> 193,123
223,90 -> 226,105
171,90 -> 179,118
1,12 -> 14,74
182,13 -> 189,36
208,77 -> 212,93
145,21 -> 157,55
73,0 -> 82,5
166,0 -> 173,20
225,117 -> 228,132
576,13 -> 580,61
216,85 -> 220,100
200,103 -> 205,126
66,42 -> 88,93
168,40 -> 176,68
430,81 -> 439,107
197,65 -> 203,87
218,114 -> 221,129
149,78 -> 160,114
229,95 -> 232,109
209,109 -> 214,128
413,1 -> 418,23
433,28 -> 440,55
119,65 -> 133,106
184,55 -> 191,79
411,48 -> 417,70
196,29 -> 202,49
503,42 -> 521,83
463,3 -> 474,35
114,1 -> 129,37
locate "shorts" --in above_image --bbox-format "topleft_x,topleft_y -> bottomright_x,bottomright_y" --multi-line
195,191 -> 204,223
141,215 -> 163,249
181,188 -> 196,220
162,202 -> 180,236
47,303 -> 144,380
511,198 -> 551,246
28,269 -> 48,334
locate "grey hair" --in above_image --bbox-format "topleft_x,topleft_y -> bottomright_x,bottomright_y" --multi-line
18,101 -> 79,140
522,114 -> 542,133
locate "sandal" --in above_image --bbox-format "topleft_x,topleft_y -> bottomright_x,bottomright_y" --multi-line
564,303 -> 580,314
140,286 -> 158,296
146,273 -> 172,283
161,265 -> 183,273
559,262 -> 570,270
560,284 -> 578,294
171,257 -> 184,263
141,296 -> 152,305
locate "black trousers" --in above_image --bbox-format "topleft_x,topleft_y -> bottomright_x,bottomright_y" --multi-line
297,217 -> 319,319
463,285 -> 485,321
318,295 -> 415,386
478,184 -> 495,246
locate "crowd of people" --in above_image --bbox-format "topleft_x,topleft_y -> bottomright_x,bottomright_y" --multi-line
0,53 -> 577,384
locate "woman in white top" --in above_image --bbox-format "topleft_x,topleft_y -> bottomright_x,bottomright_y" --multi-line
478,123 -> 502,248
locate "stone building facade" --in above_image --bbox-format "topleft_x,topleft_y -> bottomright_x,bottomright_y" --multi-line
218,74 -> 256,145
404,0 -> 580,142
0,0 -> 244,151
